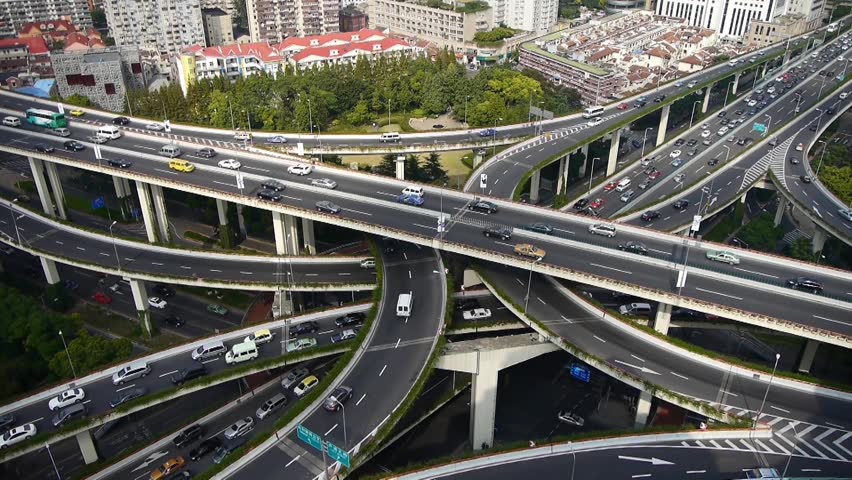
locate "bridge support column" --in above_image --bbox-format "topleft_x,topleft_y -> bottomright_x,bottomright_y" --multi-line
653,303 -> 672,335
129,278 -> 152,337
28,157 -> 56,217
761,62 -> 768,79
529,170 -> 541,204
635,391 -> 653,428
76,429 -> 98,465
40,257 -> 60,285
783,49 -> 792,64
656,105 -> 670,146
797,339 -> 819,373
606,128 -> 622,176
732,72 -> 741,95
301,218 -> 316,255
112,176 -> 132,221
555,156 -> 567,196
272,212 -> 300,255
43,161 -> 67,220
149,184 -> 170,243
135,181 -> 158,243
215,199 -> 233,248
774,198 -> 788,226
812,228 -> 827,253
701,83 -> 712,114
235,204 -> 247,240
395,155 -> 405,180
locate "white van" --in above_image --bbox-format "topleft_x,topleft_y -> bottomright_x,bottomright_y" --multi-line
380,132 -> 400,143
396,292 -> 413,317
96,125 -> 122,140
2,116 -> 20,127
402,186 -> 424,197
618,303 -> 652,316
615,178 -> 631,192
225,340 -> 258,365
192,340 -> 227,361
159,144 -> 182,158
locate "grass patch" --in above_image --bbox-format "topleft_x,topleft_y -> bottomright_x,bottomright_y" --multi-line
64,194 -> 124,222
178,286 -> 254,310
703,202 -> 745,242
342,150 -> 474,177
183,230 -> 218,244
80,304 -> 183,350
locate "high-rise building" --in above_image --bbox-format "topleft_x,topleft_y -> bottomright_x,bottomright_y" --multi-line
202,8 -> 235,46
245,0 -> 339,43
368,0 -> 495,51
483,0 -> 558,33
52,47 -> 146,112
0,0 -> 92,38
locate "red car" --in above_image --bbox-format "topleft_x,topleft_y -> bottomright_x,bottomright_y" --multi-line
93,292 -> 112,304
590,198 -> 604,209
648,170 -> 662,180
603,181 -> 617,192
617,103 -> 629,110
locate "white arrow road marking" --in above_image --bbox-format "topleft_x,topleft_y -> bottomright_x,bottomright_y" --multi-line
617,455 -> 674,465
813,429 -> 845,460
614,359 -> 661,375
132,451 -> 169,472
833,432 -> 852,458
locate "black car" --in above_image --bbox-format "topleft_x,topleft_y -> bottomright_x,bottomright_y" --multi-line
468,199 -> 498,214
153,284 -> 175,297
107,158 -> 132,168
290,320 -> 319,337
455,298 -> 480,311
261,179 -> 286,191
316,200 -> 341,214
35,143 -> 54,153
618,241 -> 648,255
164,315 -> 184,327
719,118 -> 729,126
112,116 -> 130,125
707,158 -> 720,166
196,148 -> 216,158
189,437 -> 222,461
109,387 -> 146,408
526,222 -> 554,235
787,277 -> 823,294
483,225 -> 512,240
631,139 -> 643,148
640,210 -> 661,221
789,157 -> 800,165
653,95 -> 665,102
686,139 -> 698,147
573,198 -> 589,210
734,109 -> 744,115
335,312 -> 365,328
257,189 -> 282,201
171,365 -> 207,386
173,424 -> 205,448
633,101 -> 647,108
717,111 -> 727,118
63,140 -> 85,151
672,199 -> 690,210
674,138 -> 685,147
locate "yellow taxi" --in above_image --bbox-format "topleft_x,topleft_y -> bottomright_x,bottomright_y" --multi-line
150,456 -> 185,480
69,109 -> 85,117
244,328 -> 273,345
514,243 -> 545,260
168,159 -> 195,173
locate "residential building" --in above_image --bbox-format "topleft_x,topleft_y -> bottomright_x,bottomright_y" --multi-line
63,31 -> 107,52
0,36 -> 51,76
340,6 -> 368,33
201,0 -> 236,15
367,0 -> 495,51
0,0 -> 92,38
606,0 -> 645,13
284,32 -> 422,68
745,14 -> 811,48
483,0 -> 558,33
52,47 -> 146,112
245,0 -> 340,43
203,8 -> 235,46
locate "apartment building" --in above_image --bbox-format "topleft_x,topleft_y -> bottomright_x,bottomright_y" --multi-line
484,0 -> 558,33
0,0 -> 92,38
245,0 -> 339,43
203,8 -> 235,46
367,0 -> 494,51
52,47 -> 146,112
0,36 -> 51,76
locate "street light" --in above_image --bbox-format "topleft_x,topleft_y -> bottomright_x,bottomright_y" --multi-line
523,258 -> 543,314
816,139 -> 829,177
227,96 -> 235,131
587,157 -> 601,193
313,124 -> 324,163
9,198 -> 22,245
464,95 -> 471,128
537,101 -> 545,135
330,397 -> 348,447
688,100 -> 702,129
754,353 -> 781,428
491,117 -> 502,156
723,81 -> 734,108
58,329 -> 77,379
763,114 -> 772,134
108,221 -> 120,272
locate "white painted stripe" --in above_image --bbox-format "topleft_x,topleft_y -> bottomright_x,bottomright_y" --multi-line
709,440 -> 723,449
590,263 -> 633,275
670,372 -> 689,380
768,439 -> 791,455
356,393 -> 366,406
769,405 -> 790,413
724,440 -> 741,450
753,439 -> 773,453
158,369 -> 178,378
114,384 -> 136,392
285,455 -> 300,467
324,424 -> 337,436
695,287 -> 742,300
593,335 -> 607,343
738,439 -> 756,451
686,470 -> 706,474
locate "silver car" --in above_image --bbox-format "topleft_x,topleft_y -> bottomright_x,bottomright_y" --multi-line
281,367 -> 309,389
588,224 -> 617,238
311,178 -> 337,189
224,417 -> 254,440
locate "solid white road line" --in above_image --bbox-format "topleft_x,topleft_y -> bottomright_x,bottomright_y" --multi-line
324,424 -> 338,436
593,335 -> 607,343
670,372 -> 689,380
356,393 -> 366,406
114,384 -> 136,392
285,456 -> 300,467
733,267 -> 778,278
813,315 -> 851,327
379,365 -> 387,376
694,288 -> 742,300
158,370 -> 178,378
590,263 -> 633,275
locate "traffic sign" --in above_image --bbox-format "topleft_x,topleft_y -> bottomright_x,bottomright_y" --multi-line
326,441 -> 350,468
236,172 -> 245,190
480,173 -> 487,189
296,424 -> 322,452
569,363 -> 590,383
752,123 -> 766,133
691,215 -> 702,232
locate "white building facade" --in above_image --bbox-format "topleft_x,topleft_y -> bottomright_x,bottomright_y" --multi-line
655,0 -> 778,39
0,0 -> 92,37
484,0 -> 558,33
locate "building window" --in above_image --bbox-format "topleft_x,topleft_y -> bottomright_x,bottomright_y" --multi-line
66,73 -> 96,86
105,83 -> 116,94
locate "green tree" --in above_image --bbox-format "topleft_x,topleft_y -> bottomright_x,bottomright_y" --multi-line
375,153 -> 399,177
322,154 -> 343,166
64,94 -> 91,107
48,330 -> 132,378
738,214 -> 783,253
405,154 -> 426,181
788,238 -> 814,262
91,8 -> 106,26
422,152 -> 448,183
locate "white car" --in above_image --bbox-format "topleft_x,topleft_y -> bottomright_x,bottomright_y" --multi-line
48,388 -> 85,411
234,131 -> 251,141
148,296 -> 167,309
0,423 -> 36,448
838,208 -> 852,221
311,178 -> 337,189
288,164 -> 312,175
294,375 -> 319,397
588,224 -> 617,238
795,143 -> 804,151
224,417 -> 254,440
86,135 -> 108,144
217,159 -> 241,170
747,100 -> 757,107
587,117 -> 604,127
669,150 -> 681,158
462,308 -> 492,321
717,127 -> 729,136
145,122 -> 165,131
701,123 -> 709,130
840,92 -> 849,100
700,130 -> 711,138
244,329 -> 273,345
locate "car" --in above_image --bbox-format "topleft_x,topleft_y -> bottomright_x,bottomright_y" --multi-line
633,100 -> 647,108
742,467 -> 781,479
146,122 -> 165,131
311,178 -> 337,189
290,321 -> 320,337
800,175 -> 812,184
787,277 -> 823,293
619,241 -> 648,255
294,376 -> 320,397
69,109 -> 84,117
234,130 -> 251,141
93,292 -> 112,304
331,329 -> 357,343
669,150 -> 682,158
112,116 -> 130,125
526,222 -> 553,235
288,164 -> 312,175
63,140 -> 85,151
719,118 -> 729,126
796,143 -> 804,151
359,258 -> 375,270
164,315 -> 184,328
638,179 -> 652,190
686,139 -> 698,147
316,200 -> 341,214
107,158 -> 132,168
266,135 -> 288,144
648,170 -> 662,180
462,308 -> 492,321
701,130 -> 711,138
671,158 -> 684,168
245,328 -> 274,345
398,194 -> 425,206
578,207 -> 600,217
588,224 -> 616,237
217,159 -> 241,170
479,128 -> 496,137
260,179 -> 286,192
0,424 -> 36,449
256,189 -> 282,202
619,190 -> 635,202
717,127 -> 729,136
148,296 -> 167,309
674,139 -> 685,147
152,284 -> 175,298
171,365 -> 207,385
86,135 -> 108,144
0,415 -> 14,430
108,282 -> 121,293
189,437 -> 222,461
286,337 -> 317,352
468,199 -> 498,214
706,250 -> 740,265
687,148 -> 698,156
150,456 -> 186,480
672,199 -> 690,210
573,198 -> 589,210
223,417 -> 254,440
196,147 -> 216,158
617,103 -> 629,110
61,279 -> 78,291
110,387 -> 146,408
323,386 -> 354,411
707,158 -> 720,166
48,388 -> 85,411
674,173 -> 686,183
653,94 -> 666,102
483,225 -> 512,240
256,393 -> 288,420
514,243 -> 545,259
207,303 -> 228,315
840,92 -> 849,99
335,312 -> 365,328
52,403 -> 87,427
587,117 -> 604,127
837,208 -> 852,221
35,143 -> 55,153
557,411 -> 585,427
281,367 -> 310,389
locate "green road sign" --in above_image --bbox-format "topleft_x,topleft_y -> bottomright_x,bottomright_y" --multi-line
753,123 -> 766,133
297,424 -> 322,451
327,441 -> 350,468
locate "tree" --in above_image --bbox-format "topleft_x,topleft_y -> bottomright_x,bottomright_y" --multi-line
49,330 -> 132,378
738,214 -> 783,253
91,8 -> 106,27
788,238 -> 814,262
422,152 -> 448,183
405,154 -> 426,181
64,94 -> 92,107
375,153 -> 399,177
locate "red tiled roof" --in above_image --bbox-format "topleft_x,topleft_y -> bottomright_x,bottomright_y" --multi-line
278,29 -> 387,52
289,38 -> 412,63
19,19 -> 76,37
0,36 -> 49,55
193,42 -> 283,62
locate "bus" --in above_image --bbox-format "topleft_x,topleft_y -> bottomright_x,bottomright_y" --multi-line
25,109 -> 67,129
582,105 -> 604,119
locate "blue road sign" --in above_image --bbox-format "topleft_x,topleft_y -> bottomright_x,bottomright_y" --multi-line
296,424 -> 322,452
326,441 -> 350,468
91,196 -> 105,210
132,208 -> 141,220
570,363 -> 591,383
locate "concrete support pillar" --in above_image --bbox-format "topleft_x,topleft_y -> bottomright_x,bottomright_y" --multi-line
135,181 -> 158,243
272,212 -> 287,256
75,430 -> 98,465
653,303 -> 672,335
529,170 -> 541,204
129,278 -> 152,337
235,204 -> 247,239
701,83 -> 712,114
797,339 -> 819,373
395,155 -> 405,180
761,62 -> 768,79
113,176 -> 130,198
606,128 -> 622,176
301,218 -> 316,255
470,365 -> 499,451
40,257 -> 60,285
463,269 -> 483,289
113,177 -> 132,221
28,157 -> 55,216
812,228 -> 827,253
635,391 -> 653,428
215,199 -> 233,249
43,161 -> 67,220
555,157 -> 567,196
216,198 -> 229,226
272,212 -> 300,255
774,198 -> 788,227
149,184 -> 170,243
732,73 -> 741,95
783,50 -> 792,64
656,105 -> 670,146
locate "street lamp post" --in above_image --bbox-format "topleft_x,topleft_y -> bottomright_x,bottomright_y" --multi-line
245,111 -> 253,146
523,258 -> 543,314
754,353 -> 781,428
723,81 -> 734,108
314,124 -> 323,163
688,100 -> 702,129
763,114 -> 772,135
9,198 -> 22,245
387,98 -> 392,129
816,139 -> 829,177
641,127 -> 653,158
464,95 -> 471,127
331,398 -> 348,447
537,101 -> 544,135
58,330 -> 76,379
491,117 -> 502,156
227,97 -> 235,131
587,157 -> 601,193
46,443 -> 61,480
108,221 -> 120,272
